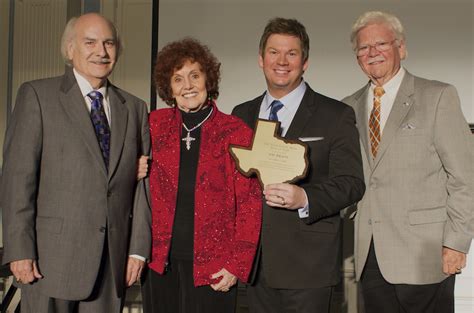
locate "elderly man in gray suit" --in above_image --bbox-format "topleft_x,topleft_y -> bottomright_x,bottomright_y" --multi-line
343,11 -> 473,313
1,13 -> 150,313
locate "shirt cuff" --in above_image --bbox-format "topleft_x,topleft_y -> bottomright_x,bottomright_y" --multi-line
129,254 -> 146,262
298,191 -> 309,218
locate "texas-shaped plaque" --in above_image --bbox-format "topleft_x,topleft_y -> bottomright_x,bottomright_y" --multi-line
230,119 -> 309,187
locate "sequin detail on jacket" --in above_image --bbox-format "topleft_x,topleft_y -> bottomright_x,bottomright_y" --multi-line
148,102 -> 262,286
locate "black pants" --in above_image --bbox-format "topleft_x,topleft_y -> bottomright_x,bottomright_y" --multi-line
246,260 -> 333,313
141,258 -> 237,313
360,241 -> 455,313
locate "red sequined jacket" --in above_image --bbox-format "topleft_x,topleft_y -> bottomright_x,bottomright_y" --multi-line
148,103 -> 262,286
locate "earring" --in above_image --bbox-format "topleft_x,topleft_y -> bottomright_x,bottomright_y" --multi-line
166,98 -> 176,107
207,93 -> 213,106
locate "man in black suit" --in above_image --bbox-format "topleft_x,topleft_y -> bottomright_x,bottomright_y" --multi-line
232,17 -> 365,313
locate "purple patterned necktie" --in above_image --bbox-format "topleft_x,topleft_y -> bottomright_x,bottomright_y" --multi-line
88,91 -> 110,169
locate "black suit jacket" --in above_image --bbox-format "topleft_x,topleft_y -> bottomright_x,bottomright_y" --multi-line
232,83 -> 365,288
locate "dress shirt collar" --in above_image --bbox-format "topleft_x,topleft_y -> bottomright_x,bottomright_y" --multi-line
370,67 -> 405,94
367,67 -> 405,133
262,79 -> 307,114
73,68 -> 108,99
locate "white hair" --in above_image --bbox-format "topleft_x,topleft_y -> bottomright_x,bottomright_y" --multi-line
60,17 -> 77,66
60,14 -> 122,66
350,11 -> 405,51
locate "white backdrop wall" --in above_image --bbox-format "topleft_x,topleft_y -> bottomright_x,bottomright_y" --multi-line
158,0 -> 473,124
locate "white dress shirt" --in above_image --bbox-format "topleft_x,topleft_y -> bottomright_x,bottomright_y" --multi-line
259,79 -> 306,137
367,67 -> 406,133
73,68 -> 112,128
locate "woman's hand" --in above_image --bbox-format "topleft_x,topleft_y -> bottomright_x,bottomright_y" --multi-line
210,268 -> 237,292
136,155 -> 149,180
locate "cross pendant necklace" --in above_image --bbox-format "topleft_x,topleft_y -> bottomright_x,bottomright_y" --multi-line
181,107 -> 213,151
182,132 -> 195,150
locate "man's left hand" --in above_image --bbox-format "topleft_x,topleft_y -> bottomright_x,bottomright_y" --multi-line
125,256 -> 145,287
136,155 -> 149,180
442,246 -> 467,275
263,183 -> 307,210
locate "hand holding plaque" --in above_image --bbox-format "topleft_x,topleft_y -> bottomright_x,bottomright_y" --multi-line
230,119 -> 308,187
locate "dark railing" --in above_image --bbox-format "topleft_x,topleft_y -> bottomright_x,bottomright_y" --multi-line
0,249 -> 20,313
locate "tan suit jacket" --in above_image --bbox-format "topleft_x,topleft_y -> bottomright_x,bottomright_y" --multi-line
343,71 -> 473,284
1,68 -> 151,300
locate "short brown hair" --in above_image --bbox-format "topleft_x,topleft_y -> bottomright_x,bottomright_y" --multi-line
154,38 -> 221,106
259,17 -> 310,62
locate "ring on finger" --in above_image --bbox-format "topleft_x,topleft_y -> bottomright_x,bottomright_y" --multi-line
278,196 -> 286,206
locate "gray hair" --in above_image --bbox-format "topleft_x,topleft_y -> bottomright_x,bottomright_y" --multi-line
350,11 -> 405,51
60,14 -> 122,66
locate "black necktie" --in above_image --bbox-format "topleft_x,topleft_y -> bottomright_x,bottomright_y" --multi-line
88,91 -> 110,169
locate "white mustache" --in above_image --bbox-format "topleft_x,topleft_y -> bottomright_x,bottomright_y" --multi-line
367,56 -> 385,64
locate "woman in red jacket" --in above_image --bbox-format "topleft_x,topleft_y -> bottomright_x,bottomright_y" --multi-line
141,38 -> 262,313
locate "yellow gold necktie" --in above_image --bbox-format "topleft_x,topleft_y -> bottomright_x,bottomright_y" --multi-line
369,86 -> 385,158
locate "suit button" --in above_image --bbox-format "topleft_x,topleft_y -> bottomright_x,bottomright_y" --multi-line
107,191 -> 112,197
99,226 -> 106,233
368,219 -> 372,225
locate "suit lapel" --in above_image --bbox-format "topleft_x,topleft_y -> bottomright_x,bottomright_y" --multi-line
352,85 -> 372,168
247,95 -> 264,130
285,84 -> 317,139
373,72 -> 415,170
107,84 -> 128,179
59,70 -> 108,177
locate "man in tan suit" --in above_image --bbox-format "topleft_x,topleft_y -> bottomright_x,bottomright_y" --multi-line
343,11 -> 473,313
1,13 -> 150,313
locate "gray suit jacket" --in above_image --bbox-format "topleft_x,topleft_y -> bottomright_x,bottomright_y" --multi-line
343,71 -> 473,284
1,68 -> 151,300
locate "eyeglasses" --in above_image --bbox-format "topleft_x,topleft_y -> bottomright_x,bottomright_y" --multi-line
356,39 -> 398,57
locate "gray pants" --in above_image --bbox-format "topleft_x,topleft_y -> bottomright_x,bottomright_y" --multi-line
20,250 -> 122,313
